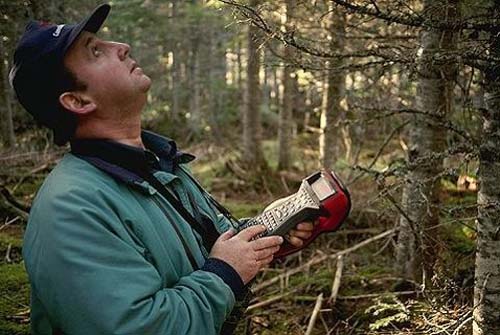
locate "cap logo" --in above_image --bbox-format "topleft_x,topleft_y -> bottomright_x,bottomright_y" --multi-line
52,24 -> 65,37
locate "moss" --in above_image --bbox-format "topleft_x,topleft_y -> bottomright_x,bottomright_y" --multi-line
223,200 -> 263,218
0,235 -> 23,250
14,178 -> 44,199
0,235 -> 23,265
358,263 -> 387,277
0,263 -> 30,335
192,149 -> 240,180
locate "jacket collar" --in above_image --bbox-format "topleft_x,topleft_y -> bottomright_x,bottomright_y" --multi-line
70,130 -> 195,186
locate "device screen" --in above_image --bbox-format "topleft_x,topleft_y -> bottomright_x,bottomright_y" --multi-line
311,176 -> 336,201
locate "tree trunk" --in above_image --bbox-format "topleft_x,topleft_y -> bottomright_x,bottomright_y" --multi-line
242,0 -> 265,166
236,39 -> 242,92
262,49 -> 272,116
208,27 -> 226,140
473,3 -> 500,334
319,6 -> 345,169
187,0 -> 201,137
0,26 -> 15,147
272,65 -> 280,113
278,0 -> 295,171
171,0 -> 181,120
395,0 -> 459,281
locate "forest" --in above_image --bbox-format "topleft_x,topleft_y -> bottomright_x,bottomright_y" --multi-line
1,0 -> 499,334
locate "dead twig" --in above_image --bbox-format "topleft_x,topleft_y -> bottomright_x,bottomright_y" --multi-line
246,293 -> 290,311
337,289 -> 440,300
280,175 -> 290,194
328,255 -> 344,305
305,293 -> 323,335
5,243 -> 12,263
452,315 -> 472,335
1,216 -> 21,231
12,163 -> 49,193
349,121 -> 409,185
0,185 -> 30,217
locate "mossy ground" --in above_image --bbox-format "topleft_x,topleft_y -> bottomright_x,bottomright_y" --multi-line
0,230 -> 30,335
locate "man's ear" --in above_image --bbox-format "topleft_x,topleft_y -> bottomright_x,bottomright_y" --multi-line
59,92 -> 97,115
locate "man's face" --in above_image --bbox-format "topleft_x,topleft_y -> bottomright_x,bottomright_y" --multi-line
63,31 -> 151,115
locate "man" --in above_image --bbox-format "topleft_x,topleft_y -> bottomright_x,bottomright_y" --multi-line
11,4 -> 314,334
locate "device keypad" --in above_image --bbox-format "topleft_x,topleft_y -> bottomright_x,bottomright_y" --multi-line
240,184 -> 319,237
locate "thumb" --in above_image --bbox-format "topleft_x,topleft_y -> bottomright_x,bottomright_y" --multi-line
219,228 -> 237,241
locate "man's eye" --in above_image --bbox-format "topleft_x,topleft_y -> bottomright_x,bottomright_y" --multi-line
92,46 -> 101,57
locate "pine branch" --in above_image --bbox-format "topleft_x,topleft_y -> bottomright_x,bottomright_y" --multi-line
329,0 -> 500,32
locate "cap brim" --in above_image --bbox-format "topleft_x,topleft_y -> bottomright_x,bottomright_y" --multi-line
63,4 -> 111,55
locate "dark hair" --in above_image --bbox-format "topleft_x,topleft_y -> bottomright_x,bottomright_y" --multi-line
52,65 -> 88,144
57,65 -> 87,103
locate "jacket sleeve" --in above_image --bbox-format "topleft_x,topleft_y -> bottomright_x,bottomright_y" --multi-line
24,186 -> 236,335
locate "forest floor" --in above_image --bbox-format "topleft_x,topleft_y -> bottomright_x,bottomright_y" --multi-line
0,135 -> 477,335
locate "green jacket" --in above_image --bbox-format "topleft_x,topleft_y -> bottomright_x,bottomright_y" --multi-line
23,140 -> 243,334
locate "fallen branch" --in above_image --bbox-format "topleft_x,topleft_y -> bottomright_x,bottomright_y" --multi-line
335,228 -> 383,235
247,293 -> 290,311
0,216 -> 21,231
328,255 -> 344,305
5,243 -> 12,263
452,316 -> 472,335
253,228 -> 397,292
337,289 -> 441,300
0,185 -> 30,214
305,293 -> 323,335
12,163 -> 49,193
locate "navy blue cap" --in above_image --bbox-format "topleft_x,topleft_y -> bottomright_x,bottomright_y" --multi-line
10,4 -> 111,145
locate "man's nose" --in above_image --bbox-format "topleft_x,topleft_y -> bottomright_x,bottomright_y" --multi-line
116,42 -> 130,61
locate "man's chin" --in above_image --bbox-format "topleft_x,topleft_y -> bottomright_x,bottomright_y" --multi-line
139,76 -> 152,93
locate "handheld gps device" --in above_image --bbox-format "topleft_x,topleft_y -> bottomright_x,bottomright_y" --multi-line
239,170 -> 351,257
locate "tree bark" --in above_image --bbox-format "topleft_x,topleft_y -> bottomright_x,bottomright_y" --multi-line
171,0 -> 181,121
473,2 -> 500,334
278,0 -> 295,171
242,0 -> 265,166
395,0 -> 459,281
208,26 -> 227,139
187,0 -> 201,137
0,21 -> 15,147
319,6 -> 346,169
262,49 -> 272,116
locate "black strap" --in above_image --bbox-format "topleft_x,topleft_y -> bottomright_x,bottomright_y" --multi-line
70,151 -> 217,269
141,172 -> 219,252
150,196 -> 199,269
70,145 -> 223,262
179,167 -> 242,228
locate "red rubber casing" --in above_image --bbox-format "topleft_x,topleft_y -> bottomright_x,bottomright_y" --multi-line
275,170 -> 351,258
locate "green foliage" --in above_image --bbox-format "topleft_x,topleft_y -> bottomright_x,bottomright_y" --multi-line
365,295 -> 411,331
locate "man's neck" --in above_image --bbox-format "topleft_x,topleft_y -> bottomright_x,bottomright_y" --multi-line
73,113 -> 145,149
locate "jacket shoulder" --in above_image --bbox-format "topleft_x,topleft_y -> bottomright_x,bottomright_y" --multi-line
37,153 -> 120,196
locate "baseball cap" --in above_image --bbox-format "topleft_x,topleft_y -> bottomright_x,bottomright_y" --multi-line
10,4 -> 111,145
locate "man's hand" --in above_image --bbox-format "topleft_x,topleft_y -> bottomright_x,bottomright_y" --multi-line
287,221 -> 314,247
210,225 -> 284,284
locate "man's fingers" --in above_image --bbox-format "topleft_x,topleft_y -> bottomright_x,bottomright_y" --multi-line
258,254 -> 274,266
288,236 -> 304,248
295,222 -> 314,231
219,228 -> 236,241
252,235 -> 284,250
237,225 -> 267,241
255,245 -> 281,260
289,229 -> 313,239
